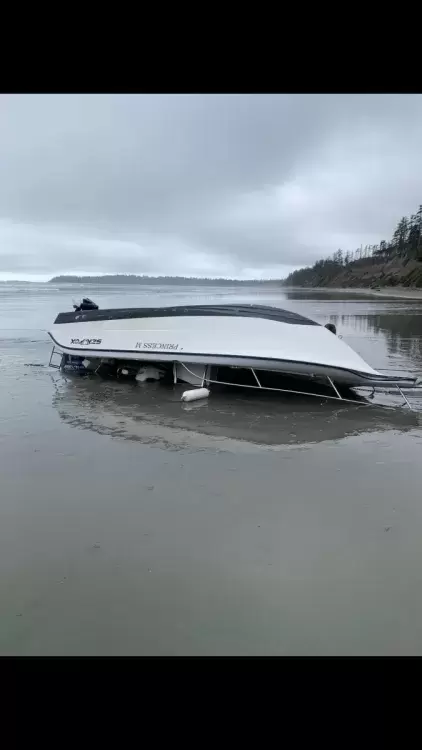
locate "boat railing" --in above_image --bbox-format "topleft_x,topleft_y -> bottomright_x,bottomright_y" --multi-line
175,362 -> 422,411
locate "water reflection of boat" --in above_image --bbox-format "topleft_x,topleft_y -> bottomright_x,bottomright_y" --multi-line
51,376 -> 420,451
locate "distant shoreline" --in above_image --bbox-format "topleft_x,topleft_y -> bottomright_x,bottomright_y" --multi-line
49,274 -> 282,287
289,286 -> 422,300
357,286 -> 422,300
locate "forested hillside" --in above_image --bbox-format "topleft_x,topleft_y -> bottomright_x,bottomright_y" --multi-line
283,204 -> 422,288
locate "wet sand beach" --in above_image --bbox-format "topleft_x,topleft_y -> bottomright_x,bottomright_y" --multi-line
307,286 -> 422,301
1,282 -> 422,655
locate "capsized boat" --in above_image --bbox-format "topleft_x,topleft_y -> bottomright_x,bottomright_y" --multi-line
48,299 -> 421,406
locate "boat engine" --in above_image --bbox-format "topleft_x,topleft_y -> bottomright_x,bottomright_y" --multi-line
73,297 -> 99,312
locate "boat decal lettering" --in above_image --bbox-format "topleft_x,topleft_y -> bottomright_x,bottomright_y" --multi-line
71,338 -> 102,345
135,342 -> 179,351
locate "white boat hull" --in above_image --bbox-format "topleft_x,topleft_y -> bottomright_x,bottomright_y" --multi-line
48,305 -> 419,389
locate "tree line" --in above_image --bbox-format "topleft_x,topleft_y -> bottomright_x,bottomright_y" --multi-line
49,274 -> 280,286
283,203 -> 422,286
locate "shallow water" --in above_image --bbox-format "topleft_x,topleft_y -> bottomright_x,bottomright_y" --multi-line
1,282 -> 422,655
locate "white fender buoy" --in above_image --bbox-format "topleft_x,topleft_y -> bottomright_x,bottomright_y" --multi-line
181,387 -> 210,402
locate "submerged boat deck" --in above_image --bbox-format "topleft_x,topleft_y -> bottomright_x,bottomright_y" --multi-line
49,346 -> 422,411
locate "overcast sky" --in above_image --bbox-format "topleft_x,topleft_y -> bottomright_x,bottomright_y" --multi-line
1,94 -> 422,281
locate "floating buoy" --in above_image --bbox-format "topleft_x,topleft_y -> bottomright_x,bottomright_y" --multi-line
181,387 -> 210,402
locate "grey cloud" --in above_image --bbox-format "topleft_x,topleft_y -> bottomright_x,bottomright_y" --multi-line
1,94 -> 422,278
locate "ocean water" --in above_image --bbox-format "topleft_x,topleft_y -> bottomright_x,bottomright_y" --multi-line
1,282 -> 422,655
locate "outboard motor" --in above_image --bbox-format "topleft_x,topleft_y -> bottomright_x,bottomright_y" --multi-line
73,297 -> 99,312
